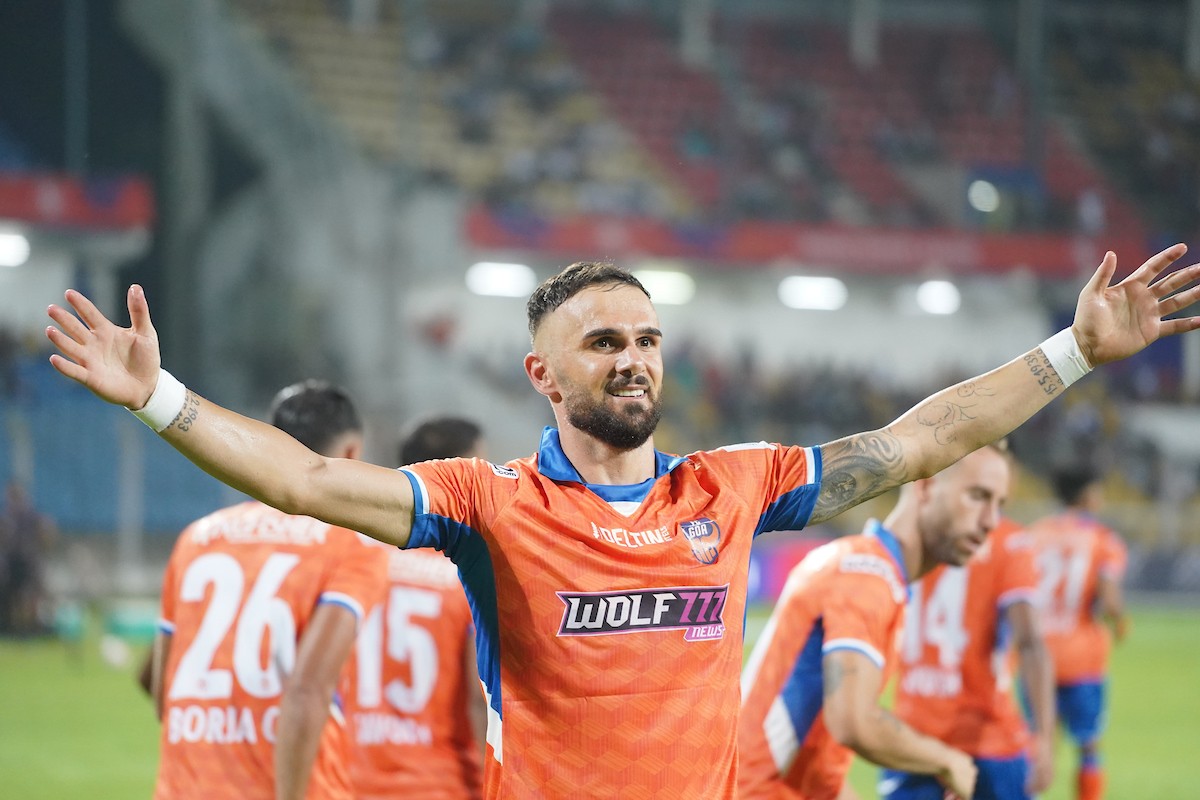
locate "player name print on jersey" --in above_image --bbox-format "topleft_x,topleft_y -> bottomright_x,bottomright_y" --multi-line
556,585 -> 729,640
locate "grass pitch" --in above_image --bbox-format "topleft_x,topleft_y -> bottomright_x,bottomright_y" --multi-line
0,607 -> 1196,799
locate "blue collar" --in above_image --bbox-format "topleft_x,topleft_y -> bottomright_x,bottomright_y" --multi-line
865,519 -> 910,585
536,427 -> 688,502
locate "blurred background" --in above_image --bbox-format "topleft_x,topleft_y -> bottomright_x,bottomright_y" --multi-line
0,0 -> 1199,797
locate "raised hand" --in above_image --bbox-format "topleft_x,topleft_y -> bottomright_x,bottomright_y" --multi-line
1073,244 -> 1200,367
46,285 -> 162,410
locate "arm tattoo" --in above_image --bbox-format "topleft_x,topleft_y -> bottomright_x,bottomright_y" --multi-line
1023,348 -> 1064,397
916,400 -> 977,445
810,430 -> 909,525
823,656 -> 857,698
167,390 -> 201,433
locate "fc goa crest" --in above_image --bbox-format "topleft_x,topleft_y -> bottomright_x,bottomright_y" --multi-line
680,518 -> 721,564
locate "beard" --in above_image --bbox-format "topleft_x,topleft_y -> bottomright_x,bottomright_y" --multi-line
564,377 -> 662,451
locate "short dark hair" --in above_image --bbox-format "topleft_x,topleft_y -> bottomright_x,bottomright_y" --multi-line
268,380 -> 362,456
526,261 -> 650,340
1052,466 -> 1099,507
400,417 -> 483,464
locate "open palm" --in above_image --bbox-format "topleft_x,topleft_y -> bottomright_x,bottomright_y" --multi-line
46,285 -> 162,409
1073,244 -> 1200,367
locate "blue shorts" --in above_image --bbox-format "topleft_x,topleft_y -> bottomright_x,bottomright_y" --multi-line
1020,679 -> 1107,746
1055,681 -> 1106,745
879,755 -> 1030,800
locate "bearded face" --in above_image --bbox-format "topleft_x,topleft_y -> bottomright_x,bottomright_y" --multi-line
562,373 -> 662,451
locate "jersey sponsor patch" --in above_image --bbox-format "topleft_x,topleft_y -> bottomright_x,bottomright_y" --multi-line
488,462 -> 519,479
590,522 -> 673,548
556,585 -> 729,641
680,518 -> 721,564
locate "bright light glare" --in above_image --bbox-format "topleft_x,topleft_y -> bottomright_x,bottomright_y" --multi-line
465,262 -> 536,297
916,280 -> 961,315
778,276 -> 848,311
967,180 -> 1001,213
0,233 -> 30,267
633,270 -> 696,305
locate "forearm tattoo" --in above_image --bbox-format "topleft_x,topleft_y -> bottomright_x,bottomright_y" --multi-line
1023,348 -> 1063,397
913,381 -> 997,445
167,390 -> 201,433
810,430 -> 909,525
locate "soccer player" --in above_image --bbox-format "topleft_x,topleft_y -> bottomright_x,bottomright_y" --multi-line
883,510 -> 1056,800
46,244 -> 1200,799
1026,468 -> 1128,800
739,444 -> 1010,800
149,381 -> 388,800
343,417 -> 488,800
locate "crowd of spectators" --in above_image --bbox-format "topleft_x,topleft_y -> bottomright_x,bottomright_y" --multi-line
1055,20 -> 1200,238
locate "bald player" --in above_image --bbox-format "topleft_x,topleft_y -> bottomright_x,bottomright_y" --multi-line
740,444 -> 1013,800
47,245 -> 1200,798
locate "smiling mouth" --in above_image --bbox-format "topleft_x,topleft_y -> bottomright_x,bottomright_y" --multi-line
609,388 -> 647,398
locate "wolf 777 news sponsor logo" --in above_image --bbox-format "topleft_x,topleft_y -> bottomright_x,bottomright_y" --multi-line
557,585 -> 729,641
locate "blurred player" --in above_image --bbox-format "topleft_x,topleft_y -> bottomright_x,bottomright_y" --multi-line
150,381 -> 387,800
740,445 -> 1015,800
1026,468 -> 1128,800
343,417 -> 488,800
48,244 -> 1200,798
884,508 -> 1056,800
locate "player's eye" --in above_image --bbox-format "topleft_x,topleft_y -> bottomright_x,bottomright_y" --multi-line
638,337 -> 655,348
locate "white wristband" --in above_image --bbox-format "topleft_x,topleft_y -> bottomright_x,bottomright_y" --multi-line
130,369 -> 187,432
1039,328 -> 1092,388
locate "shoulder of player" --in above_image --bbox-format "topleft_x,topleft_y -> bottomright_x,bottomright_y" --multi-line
788,536 -> 907,606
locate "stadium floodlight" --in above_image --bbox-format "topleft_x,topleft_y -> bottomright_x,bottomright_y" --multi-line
633,270 -> 696,305
967,180 -> 1001,213
916,280 -> 961,315
0,233 -> 30,267
465,262 -> 537,297
778,275 -> 848,311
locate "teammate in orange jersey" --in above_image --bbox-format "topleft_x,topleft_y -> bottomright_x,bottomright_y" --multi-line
342,417 -> 488,800
882,511 -> 1056,800
1026,468 -> 1128,800
47,244 -> 1200,799
740,444 -> 1015,800
150,381 -> 388,800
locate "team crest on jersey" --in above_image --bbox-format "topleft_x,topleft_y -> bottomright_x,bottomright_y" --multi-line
680,517 -> 721,564
556,584 -> 729,641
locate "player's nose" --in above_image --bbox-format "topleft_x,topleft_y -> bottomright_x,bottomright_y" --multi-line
613,342 -> 646,375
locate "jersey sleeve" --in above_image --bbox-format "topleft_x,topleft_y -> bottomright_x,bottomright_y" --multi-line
316,532 -> 390,627
399,457 -> 515,557
1097,527 -> 1129,581
819,571 -> 901,670
713,442 -> 823,535
997,528 -> 1039,609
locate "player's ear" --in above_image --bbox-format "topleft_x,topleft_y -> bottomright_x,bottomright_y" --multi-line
524,351 -> 561,402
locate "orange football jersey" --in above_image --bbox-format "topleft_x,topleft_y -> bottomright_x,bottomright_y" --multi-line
342,547 -> 483,800
153,502 -> 388,800
893,518 -> 1038,759
1026,511 -> 1128,683
738,521 -> 910,800
399,428 -> 823,800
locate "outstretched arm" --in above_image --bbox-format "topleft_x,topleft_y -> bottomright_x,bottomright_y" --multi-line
810,245 -> 1200,524
46,286 -> 415,547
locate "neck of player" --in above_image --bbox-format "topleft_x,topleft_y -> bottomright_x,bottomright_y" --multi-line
558,424 -> 658,486
881,499 -> 933,582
